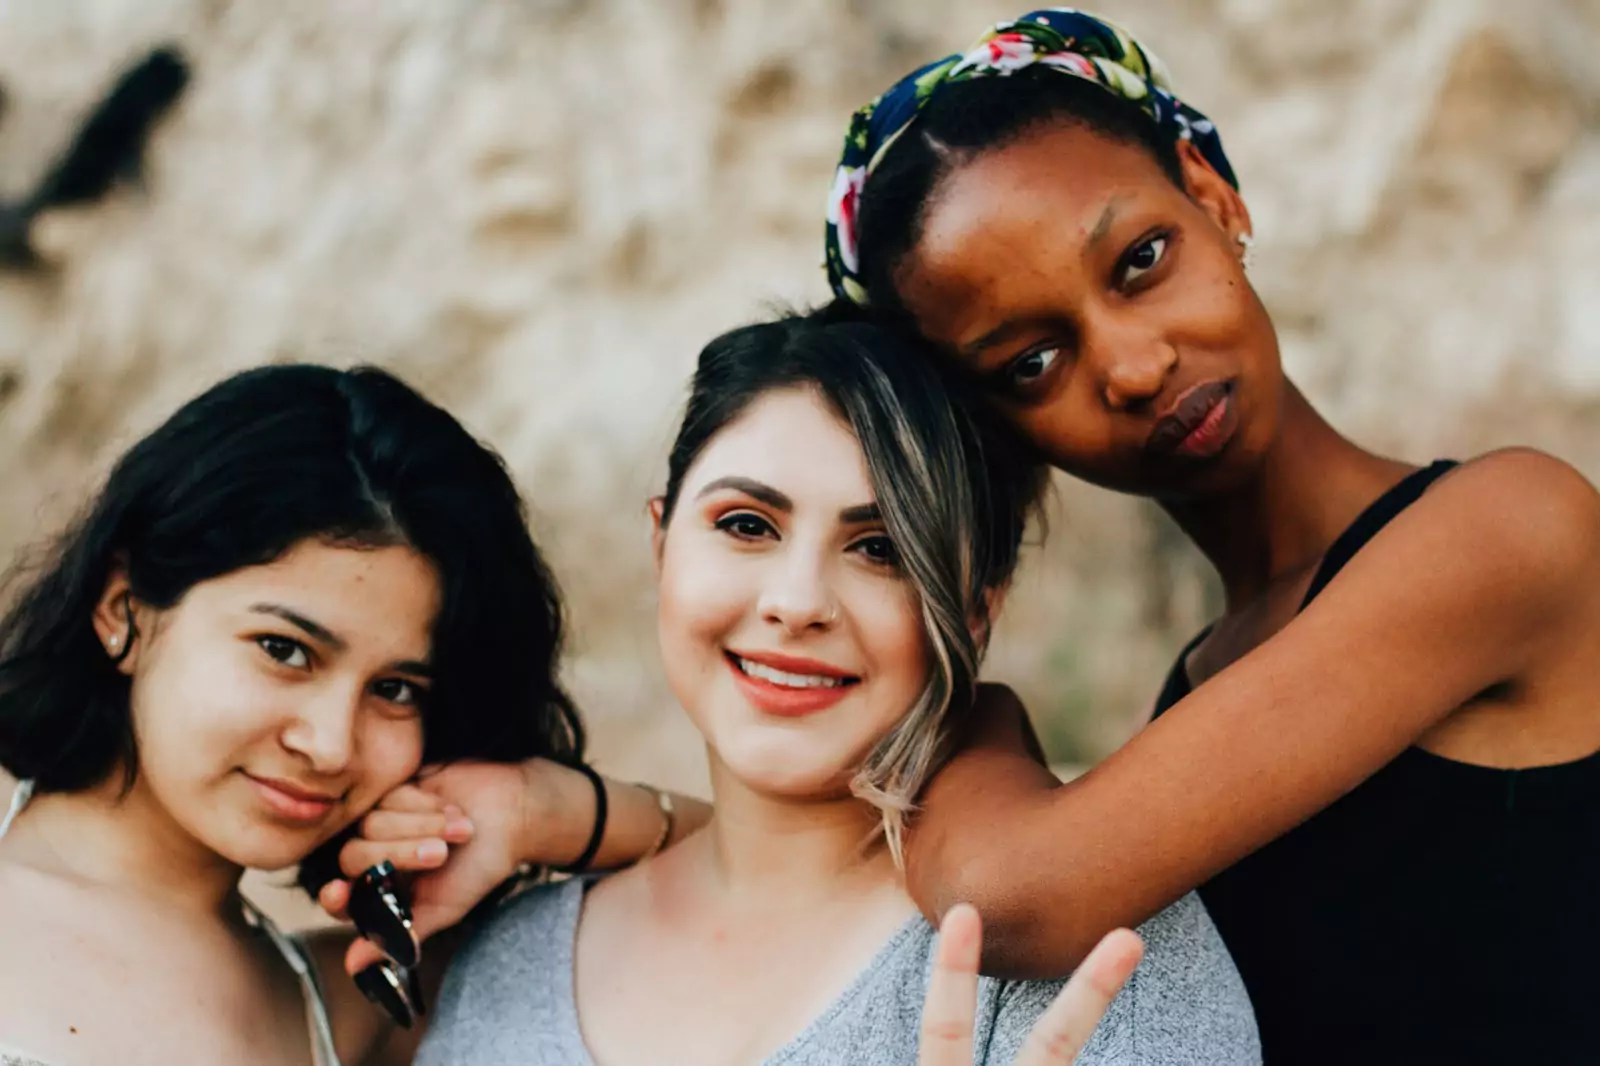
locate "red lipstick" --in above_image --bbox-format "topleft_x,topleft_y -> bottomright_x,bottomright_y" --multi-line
725,650 -> 860,718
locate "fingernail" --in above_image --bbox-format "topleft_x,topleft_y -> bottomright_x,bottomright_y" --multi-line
444,817 -> 475,840
355,962 -> 415,1029
417,839 -> 449,863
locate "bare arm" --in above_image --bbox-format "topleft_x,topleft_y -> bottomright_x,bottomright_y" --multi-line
324,757 -> 710,971
551,766 -> 711,869
332,759 -> 709,884
906,450 -> 1600,978
313,760 -> 710,1061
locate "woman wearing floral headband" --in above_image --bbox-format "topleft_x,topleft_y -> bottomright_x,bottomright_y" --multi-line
826,8 -> 1600,1064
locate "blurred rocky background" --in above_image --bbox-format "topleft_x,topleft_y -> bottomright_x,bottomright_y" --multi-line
2,0 -> 1598,922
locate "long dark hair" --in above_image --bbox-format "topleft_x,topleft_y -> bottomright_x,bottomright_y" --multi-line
0,364 -> 583,886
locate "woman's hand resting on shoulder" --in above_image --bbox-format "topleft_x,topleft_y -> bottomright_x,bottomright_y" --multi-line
920,905 -> 1142,1066
318,758 -> 588,976
319,758 -> 709,977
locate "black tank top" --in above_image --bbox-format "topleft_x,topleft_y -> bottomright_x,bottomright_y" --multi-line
1152,461 -> 1600,1065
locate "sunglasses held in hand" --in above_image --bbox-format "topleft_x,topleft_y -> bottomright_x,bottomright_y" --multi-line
348,861 -> 425,1027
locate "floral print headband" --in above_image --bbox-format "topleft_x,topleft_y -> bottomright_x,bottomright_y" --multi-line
824,7 -> 1237,306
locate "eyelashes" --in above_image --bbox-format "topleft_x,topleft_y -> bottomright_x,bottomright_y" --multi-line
256,633 -> 310,669
1005,347 -> 1061,390
371,677 -> 425,709
712,509 -> 900,568
992,228 -> 1177,399
851,534 -> 900,568
253,634 -> 426,712
1120,231 -> 1170,286
715,511 -> 775,540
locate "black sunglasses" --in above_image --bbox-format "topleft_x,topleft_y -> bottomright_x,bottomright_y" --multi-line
348,861 -> 424,1027
344,857 -> 544,1027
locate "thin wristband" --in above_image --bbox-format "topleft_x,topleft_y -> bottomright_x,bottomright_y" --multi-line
551,763 -> 607,874
635,783 -> 675,861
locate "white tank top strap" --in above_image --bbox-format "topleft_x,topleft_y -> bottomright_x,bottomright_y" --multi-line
1,778 -> 34,838
242,897 -> 343,1066
1,782 -> 57,1066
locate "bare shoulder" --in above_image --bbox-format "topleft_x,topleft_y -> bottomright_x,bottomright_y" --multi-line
1444,448 -> 1600,524
1419,448 -> 1600,587
1265,448 -> 1600,712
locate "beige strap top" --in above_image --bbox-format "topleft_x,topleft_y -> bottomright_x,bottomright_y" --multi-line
0,780 -> 341,1066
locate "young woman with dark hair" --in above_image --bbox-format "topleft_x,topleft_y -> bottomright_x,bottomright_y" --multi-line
0,364 -> 700,1066
824,9 -> 1600,1064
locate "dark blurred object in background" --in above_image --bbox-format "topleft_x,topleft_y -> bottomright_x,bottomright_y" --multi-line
0,45 -> 189,269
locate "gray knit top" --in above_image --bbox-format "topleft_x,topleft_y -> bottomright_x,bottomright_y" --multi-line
416,879 -> 1259,1065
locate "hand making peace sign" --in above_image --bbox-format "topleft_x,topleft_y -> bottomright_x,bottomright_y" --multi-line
919,905 -> 1143,1066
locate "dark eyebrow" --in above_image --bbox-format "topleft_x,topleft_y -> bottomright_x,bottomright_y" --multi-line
960,202 -> 1122,362
250,604 -> 344,649
694,476 -> 792,512
961,321 -> 1026,359
694,478 -> 878,527
1086,197 -> 1122,254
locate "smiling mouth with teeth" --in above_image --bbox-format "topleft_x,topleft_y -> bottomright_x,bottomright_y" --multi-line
730,654 -> 859,689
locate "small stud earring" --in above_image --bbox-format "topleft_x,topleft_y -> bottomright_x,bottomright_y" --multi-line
1237,232 -> 1255,271
107,634 -> 121,652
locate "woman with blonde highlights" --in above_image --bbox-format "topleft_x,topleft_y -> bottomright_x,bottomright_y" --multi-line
414,307 -> 1259,1064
